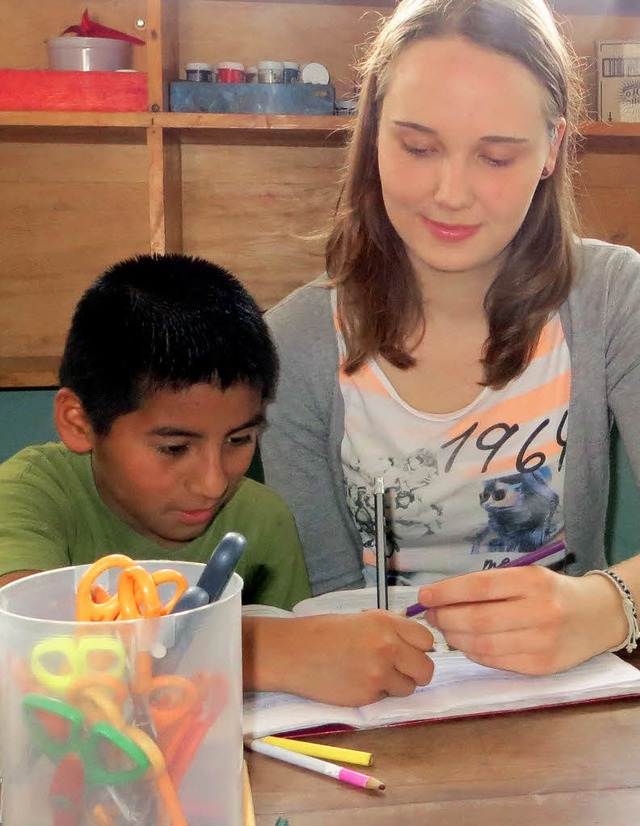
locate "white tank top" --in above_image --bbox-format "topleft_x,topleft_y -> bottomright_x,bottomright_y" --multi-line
336,291 -> 571,585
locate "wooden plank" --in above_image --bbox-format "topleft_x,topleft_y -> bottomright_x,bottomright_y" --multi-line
0,141 -> 149,360
0,358 -> 60,389
147,125 -> 184,252
147,0 -> 181,112
180,142 -> 343,307
576,151 -> 640,249
254,790 -> 640,826
0,112 -> 151,128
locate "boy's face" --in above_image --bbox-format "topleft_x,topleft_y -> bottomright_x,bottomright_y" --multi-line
89,382 -> 264,548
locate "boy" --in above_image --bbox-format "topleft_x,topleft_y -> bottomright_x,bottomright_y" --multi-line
0,254 -> 433,706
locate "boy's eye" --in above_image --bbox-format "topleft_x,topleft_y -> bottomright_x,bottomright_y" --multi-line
227,431 -> 258,448
157,444 -> 189,456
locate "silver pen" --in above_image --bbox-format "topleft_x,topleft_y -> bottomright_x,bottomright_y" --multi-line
374,476 -> 388,610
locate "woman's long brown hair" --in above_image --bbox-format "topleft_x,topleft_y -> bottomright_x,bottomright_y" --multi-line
326,0 -> 585,387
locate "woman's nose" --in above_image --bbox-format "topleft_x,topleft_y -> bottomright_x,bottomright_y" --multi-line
432,159 -> 474,210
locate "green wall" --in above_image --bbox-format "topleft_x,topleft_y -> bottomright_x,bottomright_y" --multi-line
0,389 -> 58,462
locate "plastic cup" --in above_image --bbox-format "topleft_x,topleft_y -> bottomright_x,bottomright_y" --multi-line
0,562 -> 244,826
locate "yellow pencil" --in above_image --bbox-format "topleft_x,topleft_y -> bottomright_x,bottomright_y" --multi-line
260,735 -> 373,766
242,759 -> 257,826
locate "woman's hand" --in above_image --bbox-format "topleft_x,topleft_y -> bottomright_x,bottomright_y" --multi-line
418,566 -> 629,675
242,612 -> 434,707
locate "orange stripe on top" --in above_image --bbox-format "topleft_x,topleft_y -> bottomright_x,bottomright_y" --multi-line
443,371 -> 571,441
339,361 -> 389,395
531,316 -> 565,362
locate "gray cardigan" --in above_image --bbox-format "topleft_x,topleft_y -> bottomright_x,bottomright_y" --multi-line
262,238 -> 640,595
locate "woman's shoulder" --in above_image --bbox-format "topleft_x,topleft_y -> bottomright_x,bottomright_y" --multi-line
266,274 -> 334,344
574,237 -> 640,287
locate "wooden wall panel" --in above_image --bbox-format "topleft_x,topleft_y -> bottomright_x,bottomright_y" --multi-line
181,142 -> 345,307
177,0 -> 393,97
0,142 -> 149,358
576,151 -> 640,250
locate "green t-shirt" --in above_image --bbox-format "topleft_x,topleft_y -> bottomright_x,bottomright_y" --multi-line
0,443 -> 311,610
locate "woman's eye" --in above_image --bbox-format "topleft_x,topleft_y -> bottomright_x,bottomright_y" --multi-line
403,143 -> 435,157
483,156 -> 514,168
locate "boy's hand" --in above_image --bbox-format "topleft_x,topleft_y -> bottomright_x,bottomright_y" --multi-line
242,612 -> 434,707
418,565 -> 629,675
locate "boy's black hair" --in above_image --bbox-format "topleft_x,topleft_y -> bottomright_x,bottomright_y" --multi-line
59,254 -> 278,434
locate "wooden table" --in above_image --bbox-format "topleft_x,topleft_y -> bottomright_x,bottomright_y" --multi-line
247,656 -> 640,825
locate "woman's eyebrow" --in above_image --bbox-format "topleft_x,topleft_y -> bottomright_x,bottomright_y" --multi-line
392,120 -> 529,144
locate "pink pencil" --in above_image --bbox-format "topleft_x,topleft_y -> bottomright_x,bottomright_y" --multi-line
245,739 -> 385,791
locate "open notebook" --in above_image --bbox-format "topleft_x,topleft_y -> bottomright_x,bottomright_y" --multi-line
242,587 -> 640,739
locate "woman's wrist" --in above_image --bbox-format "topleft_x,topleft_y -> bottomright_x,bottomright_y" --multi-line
583,569 -> 639,653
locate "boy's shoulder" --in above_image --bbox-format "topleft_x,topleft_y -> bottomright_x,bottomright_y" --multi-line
0,442 -> 88,484
224,476 -> 293,520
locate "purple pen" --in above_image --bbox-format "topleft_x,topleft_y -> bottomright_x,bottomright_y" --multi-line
501,538 -> 566,568
402,538 -> 567,618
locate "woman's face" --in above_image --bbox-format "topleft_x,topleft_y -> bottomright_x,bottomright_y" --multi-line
377,35 -> 565,286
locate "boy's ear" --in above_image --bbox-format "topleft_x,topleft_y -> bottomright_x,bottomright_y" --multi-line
54,388 -> 96,454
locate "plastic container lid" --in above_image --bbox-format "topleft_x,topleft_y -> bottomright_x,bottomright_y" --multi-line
283,61 -> 300,70
257,60 -> 284,70
185,62 -> 214,71
301,62 -> 330,84
217,61 -> 245,71
47,35 -> 128,50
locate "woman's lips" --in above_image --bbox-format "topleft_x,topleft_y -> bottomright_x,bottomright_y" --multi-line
423,217 -> 481,242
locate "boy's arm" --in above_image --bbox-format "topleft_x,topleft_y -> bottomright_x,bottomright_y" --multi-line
242,612 -> 435,707
0,570 -> 40,588
0,454 -> 73,581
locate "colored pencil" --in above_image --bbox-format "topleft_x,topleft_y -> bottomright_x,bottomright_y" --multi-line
374,476 -> 388,610
245,739 -> 385,791
402,539 -> 568,618
260,735 -> 373,766
242,759 -> 256,826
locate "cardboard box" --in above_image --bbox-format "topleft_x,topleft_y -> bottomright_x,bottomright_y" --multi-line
597,40 -> 640,123
169,81 -> 335,115
0,69 -> 147,112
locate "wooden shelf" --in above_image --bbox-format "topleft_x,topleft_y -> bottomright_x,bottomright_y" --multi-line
1,112 -> 638,143
153,112 -> 351,145
583,122 -> 640,138
0,112 -> 151,128
0,112 -> 151,145
0,358 -> 60,389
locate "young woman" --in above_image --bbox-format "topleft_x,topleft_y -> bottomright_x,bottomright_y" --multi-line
261,0 -> 640,676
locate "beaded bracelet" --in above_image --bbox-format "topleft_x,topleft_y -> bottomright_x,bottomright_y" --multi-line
585,569 -> 640,654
